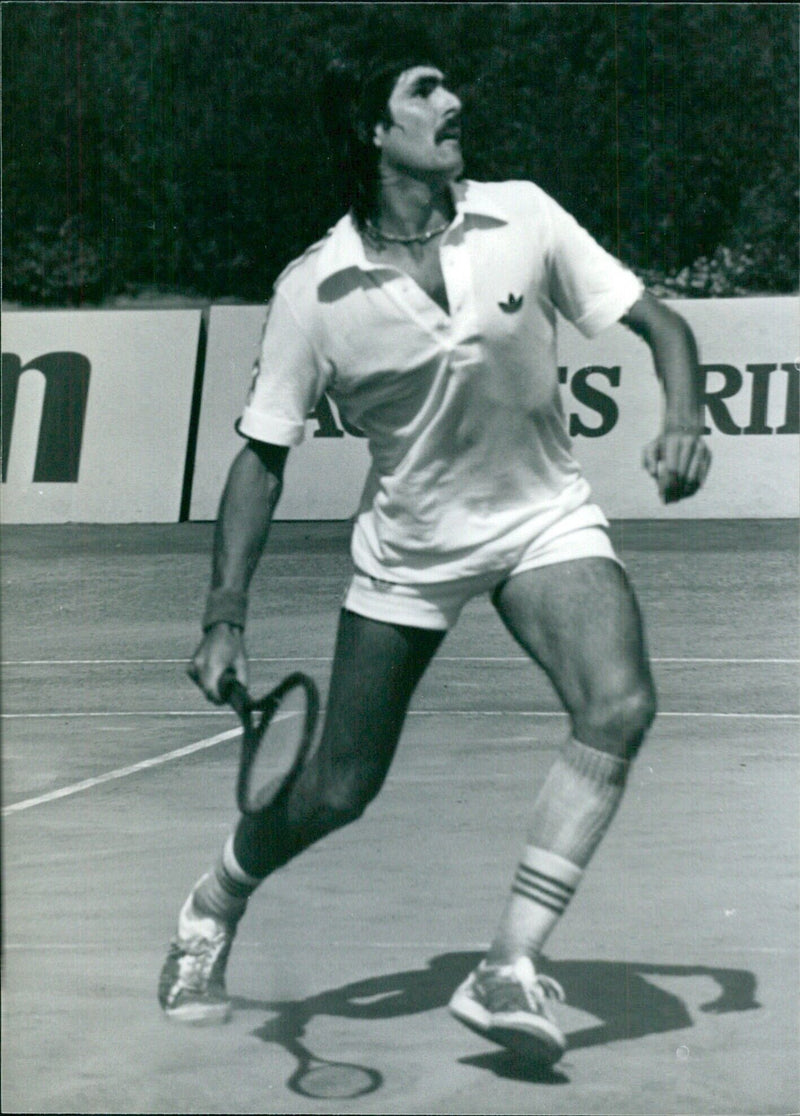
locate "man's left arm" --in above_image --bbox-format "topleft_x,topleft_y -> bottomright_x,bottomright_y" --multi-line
622,291 -> 712,504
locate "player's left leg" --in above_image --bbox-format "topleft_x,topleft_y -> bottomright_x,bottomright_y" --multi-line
450,556 -> 656,1064
159,609 -> 445,1024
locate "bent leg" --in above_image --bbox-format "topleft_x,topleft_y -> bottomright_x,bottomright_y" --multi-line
486,558 -> 656,964
493,557 -> 656,757
162,608 -> 443,1022
233,609 -> 445,877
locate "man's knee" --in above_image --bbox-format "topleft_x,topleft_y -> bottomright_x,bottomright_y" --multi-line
575,681 -> 657,758
306,767 -> 381,836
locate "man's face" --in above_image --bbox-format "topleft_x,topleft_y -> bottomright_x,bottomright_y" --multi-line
373,66 -> 463,181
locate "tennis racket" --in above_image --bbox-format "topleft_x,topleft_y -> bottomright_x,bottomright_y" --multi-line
219,669 -> 320,817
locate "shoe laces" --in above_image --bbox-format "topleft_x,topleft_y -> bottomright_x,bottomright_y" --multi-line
177,928 -> 231,990
531,973 -> 565,1005
509,959 -> 565,1012
478,958 -> 565,1015
176,899 -> 233,986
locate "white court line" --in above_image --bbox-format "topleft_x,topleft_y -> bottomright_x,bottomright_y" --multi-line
0,651 -> 330,660
1,727 -> 242,817
654,658 -> 798,665
2,710 -> 798,721
2,711 -> 243,719
3,710 -> 797,817
2,656 -> 797,665
3,942 -> 793,954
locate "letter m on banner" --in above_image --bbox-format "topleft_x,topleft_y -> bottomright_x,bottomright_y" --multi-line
1,352 -> 91,482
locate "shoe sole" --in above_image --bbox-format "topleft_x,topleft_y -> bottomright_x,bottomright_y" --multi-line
162,1001 -> 232,1026
449,997 -> 565,1067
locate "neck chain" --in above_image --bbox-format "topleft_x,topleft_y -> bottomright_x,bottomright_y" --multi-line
364,218 -> 450,245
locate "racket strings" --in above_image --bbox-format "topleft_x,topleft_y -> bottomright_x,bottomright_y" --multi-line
238,676 -> 320,816
245,699 -> 308,809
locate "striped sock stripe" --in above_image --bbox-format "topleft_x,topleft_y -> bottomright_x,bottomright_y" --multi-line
516,863 -> 576,900
510,882 -> 566,914
512,878 -> 571,911
510,862 -> 576,914
217,868 -> 256,900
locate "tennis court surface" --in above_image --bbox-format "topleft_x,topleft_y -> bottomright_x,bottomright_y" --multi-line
2,519 -> 798,1114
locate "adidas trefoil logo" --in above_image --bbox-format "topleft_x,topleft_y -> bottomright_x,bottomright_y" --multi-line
498,293 -> 524,313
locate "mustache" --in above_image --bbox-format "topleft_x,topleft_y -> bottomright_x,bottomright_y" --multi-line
435,115 -> 462,142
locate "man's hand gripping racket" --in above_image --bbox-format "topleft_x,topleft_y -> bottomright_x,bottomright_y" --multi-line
219,669 -> 320,817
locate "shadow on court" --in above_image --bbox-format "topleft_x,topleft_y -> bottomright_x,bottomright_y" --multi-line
234,952 -> 761,1093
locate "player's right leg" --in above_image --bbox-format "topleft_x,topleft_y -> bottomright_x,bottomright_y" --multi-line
159,608 -> 444,1023
450,554 -> 656,1064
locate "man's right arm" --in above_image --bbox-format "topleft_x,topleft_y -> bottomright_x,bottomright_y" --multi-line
188,439 -> 289,703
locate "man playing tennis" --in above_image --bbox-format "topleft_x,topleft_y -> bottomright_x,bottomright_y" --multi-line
158,52 -> 711,1066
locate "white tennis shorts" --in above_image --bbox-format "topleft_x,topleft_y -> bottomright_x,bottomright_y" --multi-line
343,504 -> 622,631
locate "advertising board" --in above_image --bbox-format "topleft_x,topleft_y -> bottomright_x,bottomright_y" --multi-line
2,310 -> 201,522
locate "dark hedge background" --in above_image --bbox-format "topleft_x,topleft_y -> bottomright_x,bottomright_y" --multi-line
3,3 -> 797,306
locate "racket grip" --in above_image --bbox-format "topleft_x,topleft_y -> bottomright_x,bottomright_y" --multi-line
219,669 -> 248,713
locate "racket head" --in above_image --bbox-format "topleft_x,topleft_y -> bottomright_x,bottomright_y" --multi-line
228,671 -> 320,818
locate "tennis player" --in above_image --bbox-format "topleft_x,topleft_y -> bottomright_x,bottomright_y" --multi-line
158,54 -> 711,1065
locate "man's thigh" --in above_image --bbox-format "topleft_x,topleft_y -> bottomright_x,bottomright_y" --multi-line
492,558 -> 655,743
320,608 -> 445,764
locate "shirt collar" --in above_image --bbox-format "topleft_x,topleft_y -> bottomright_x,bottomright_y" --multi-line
315,179 -> 510,283
450,179 -> 511,223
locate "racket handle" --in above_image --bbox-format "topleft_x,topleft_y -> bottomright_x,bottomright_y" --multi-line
219,669 -> 248,713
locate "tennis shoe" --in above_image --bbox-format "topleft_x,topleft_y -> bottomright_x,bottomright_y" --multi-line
449,955 -> 566,1065
158,880 -> 236,1025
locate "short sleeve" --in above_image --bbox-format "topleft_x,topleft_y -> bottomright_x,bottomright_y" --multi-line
544,194 -> 643,337
237,290 -> 331,446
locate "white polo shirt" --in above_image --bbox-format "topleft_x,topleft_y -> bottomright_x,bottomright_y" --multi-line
239,179 -> 643,583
